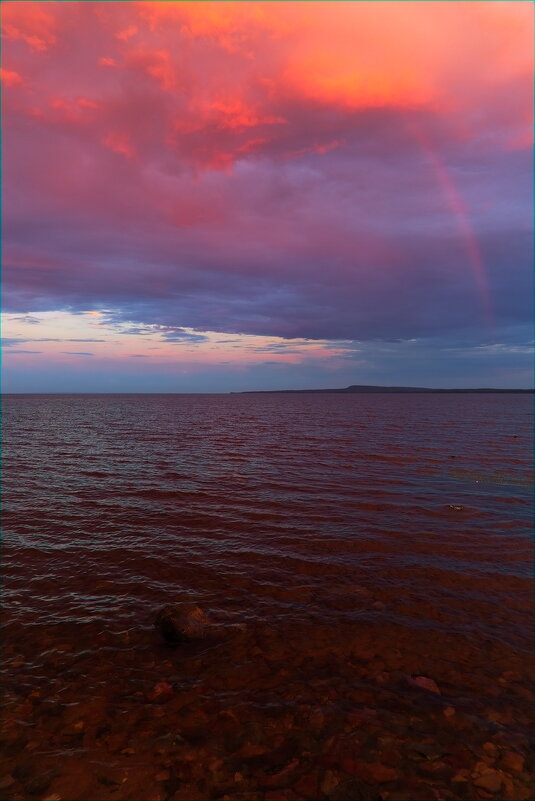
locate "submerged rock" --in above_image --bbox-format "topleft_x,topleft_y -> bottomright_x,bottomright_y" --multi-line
155,604 -> 211,643
407,675 -> 441,694
155,603 -> 247,644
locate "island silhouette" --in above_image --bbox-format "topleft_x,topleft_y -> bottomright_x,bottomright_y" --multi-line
236,385 -> 533,394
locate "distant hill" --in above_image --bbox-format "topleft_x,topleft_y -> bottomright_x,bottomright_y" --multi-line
236,385 -> 533,394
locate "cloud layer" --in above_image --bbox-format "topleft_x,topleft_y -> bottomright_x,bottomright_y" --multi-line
2,1 -> 533,389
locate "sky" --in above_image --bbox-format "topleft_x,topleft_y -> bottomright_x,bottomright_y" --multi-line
2,0 -> 533,392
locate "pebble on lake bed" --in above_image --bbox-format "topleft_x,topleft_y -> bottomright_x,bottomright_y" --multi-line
472,768 -> 504,793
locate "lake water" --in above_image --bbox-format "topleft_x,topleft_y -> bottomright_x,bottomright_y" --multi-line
2,393 -> 533,801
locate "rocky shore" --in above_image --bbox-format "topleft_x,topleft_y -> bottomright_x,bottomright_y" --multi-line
1,608 -> 533,801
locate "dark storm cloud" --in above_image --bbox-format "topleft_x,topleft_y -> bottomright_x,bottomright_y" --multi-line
4,105 -> 531,345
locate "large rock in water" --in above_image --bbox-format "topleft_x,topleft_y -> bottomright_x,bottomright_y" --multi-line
155,603 -> 211,643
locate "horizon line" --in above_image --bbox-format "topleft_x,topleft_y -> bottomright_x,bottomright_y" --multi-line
2,386 -> 534,396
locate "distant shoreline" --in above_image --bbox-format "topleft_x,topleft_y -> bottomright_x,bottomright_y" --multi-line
2,387 -> 534,395
235,384 -> 534,394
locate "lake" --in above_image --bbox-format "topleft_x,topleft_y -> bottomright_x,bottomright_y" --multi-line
2,393 -> 533,800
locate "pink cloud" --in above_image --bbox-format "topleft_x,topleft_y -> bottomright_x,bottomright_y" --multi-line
3,1 -> 532,175
125,47 -> 177,91
98,57 -> 118,68
2,1 -> 57,52
103,130 -> 136,159
0,68 -> 23,87
115,24 -> 138,43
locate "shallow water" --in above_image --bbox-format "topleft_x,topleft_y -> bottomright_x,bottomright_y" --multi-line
2,393 -> 534,801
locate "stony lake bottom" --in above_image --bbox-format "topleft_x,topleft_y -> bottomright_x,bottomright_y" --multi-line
2,393 -> 533,801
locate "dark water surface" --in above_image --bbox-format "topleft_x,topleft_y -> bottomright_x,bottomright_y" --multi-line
2,393 -> 534,801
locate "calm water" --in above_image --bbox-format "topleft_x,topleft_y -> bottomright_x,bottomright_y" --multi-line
3,393 -> 533,650
2,393 -> 534,801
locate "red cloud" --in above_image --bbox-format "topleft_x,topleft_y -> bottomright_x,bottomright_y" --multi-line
2,1 -> 57,51
115,24 -> 138,43
125,47 -> 177,91
98,57 -> 118,68
103,131 -> 135,159
0,68 -> 23,87
3,1 -> 532,174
